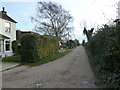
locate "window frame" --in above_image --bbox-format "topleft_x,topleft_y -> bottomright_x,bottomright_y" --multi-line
4,40 -> 11,52
5,22 -> 11,33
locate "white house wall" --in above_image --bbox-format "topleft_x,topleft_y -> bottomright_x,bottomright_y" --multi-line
0,19 -> 16,41
0,18 -> 16,57
0,18 -> 3,34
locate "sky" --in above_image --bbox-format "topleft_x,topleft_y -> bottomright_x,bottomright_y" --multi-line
0,0 -> 120,43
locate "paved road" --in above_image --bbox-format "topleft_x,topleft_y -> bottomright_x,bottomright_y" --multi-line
2,46 -> 100,88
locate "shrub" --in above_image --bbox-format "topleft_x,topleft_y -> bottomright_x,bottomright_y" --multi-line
12,40 -> 19,55
86,24 -> 120,88
66,40 -> 75,49
18,45 -> 21,54
21,33 -> 59,63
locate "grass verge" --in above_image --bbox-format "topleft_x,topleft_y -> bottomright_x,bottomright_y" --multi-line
2,50 -> 72,67
2,55 -> 21,62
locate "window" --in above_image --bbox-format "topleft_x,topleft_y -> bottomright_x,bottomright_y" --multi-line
5,41 -> 10,51
5,22 -> 11,33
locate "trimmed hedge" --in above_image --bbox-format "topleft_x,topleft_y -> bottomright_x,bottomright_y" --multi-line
21,33 -> 59,63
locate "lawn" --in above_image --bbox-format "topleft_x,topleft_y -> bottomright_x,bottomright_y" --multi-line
2,55 -> 21,62
2,50 -> 72,66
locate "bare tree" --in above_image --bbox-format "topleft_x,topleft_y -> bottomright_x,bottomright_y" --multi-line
31,1 -> 73,39
80,20 -> 94,41
80,19 -> 96,30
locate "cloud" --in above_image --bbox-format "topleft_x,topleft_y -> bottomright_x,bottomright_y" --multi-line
1,0 -> 119,42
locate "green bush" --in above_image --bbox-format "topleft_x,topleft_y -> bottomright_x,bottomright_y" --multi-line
66,40 -> 75,49
18,45 -> 21,54
21,33 -> 59,63
12,40 -> 19,55
86,24 -> 120,88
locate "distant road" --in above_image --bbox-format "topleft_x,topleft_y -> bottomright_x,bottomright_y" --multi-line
3,46 -> 100,88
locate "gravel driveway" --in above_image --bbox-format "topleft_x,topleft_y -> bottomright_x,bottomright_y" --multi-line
2,46 -> 100,88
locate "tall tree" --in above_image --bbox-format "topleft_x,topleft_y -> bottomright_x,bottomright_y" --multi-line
83,27 -> 94,41
80,20 -> 94,41
31,1 -> 73,39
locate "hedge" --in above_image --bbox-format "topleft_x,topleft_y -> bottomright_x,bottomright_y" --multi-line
21,33 -> 59,63
12,40 -> 19,55
86,24 -> 120,88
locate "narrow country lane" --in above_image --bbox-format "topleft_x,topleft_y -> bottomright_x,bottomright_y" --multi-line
2,46 -> 100,88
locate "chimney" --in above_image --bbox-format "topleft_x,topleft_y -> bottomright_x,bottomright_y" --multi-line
1,7 -> 7,15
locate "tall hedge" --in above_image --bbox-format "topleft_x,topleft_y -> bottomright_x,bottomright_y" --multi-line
88,24 -> 120,88
21,33 -> 59,63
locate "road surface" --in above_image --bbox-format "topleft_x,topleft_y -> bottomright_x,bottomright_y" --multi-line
2,46 -> 101,88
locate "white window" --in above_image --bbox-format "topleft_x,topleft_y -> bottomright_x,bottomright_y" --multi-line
5,22 -> 11,33
5,41 -> 10,51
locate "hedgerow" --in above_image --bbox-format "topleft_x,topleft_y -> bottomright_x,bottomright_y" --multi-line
21,33 -> 59,63
86,22 -> 120,88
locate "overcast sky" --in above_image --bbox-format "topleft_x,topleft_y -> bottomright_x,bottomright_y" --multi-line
1,0 -> 120,43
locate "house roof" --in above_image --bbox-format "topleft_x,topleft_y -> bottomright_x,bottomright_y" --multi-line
0,34 -> 10,39
0,7 -> 17,23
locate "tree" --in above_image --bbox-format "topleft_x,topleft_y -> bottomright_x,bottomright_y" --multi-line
82,40 -> 85,46
83,27 -> 94,41
80,20 -> 95,41
74,39 -> 80,47
31,1 -> 73,39
66,40 -> 74,49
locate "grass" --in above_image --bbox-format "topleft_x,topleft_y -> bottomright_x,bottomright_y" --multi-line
2,50 -> 72,66
2,55 -> 21,62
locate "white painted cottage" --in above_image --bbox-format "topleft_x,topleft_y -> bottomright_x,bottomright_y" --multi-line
0,7 -> 17,58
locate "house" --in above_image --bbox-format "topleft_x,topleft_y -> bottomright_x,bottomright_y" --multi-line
0,7 -> 17,58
